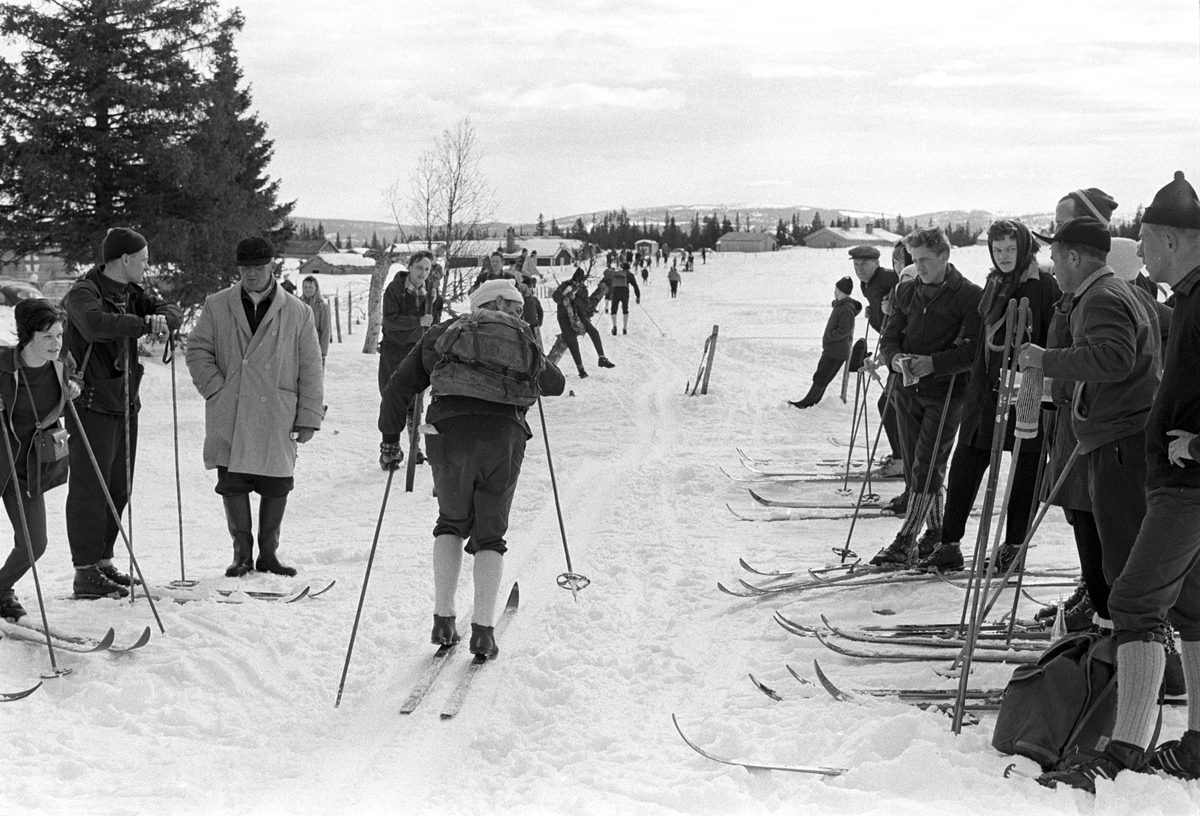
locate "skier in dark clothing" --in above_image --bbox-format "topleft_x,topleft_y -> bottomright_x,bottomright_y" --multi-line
790,277 -> 861,408
0,300 -> 78,622
378,251 -> 444,394
872,227 -> 983,567
918,220 -> 1061,571
520,274 -> 544,349
1036,172 -> 1200,792
604,262 -> 642,335
552,268 -> 613,378
378,279 -> 565,658
62,228 -> 181,598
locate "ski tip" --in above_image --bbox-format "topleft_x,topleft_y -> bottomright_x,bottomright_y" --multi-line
505,582 -> 519,609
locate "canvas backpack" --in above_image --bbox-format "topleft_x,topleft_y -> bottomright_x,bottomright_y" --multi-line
430,310 -> 545,407
992,632 -> 1135,771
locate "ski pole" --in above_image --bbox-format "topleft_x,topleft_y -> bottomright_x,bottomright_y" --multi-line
0,398 -> 70,678
165,334 -> 195,588
834,374 -> 891,563
124,342 -> 135,604
1002,408 -> 1056,639
536,396 -> 590,600
637,300 -> 666,337
903,370 -> 959,569
335,467 -> 395,708
64,400 -> 165,634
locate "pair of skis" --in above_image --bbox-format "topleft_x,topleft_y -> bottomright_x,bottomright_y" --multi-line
0,618 -> 152,654
399,583 -> 519,720
147,579 -> 336,605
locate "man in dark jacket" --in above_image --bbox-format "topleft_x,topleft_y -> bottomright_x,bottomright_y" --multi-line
604,262 -> 642,336
872,227 -> 983,566
1018,217 -> 1162,609
790,277 -> 861,409
62,228 -> 182,598
850,244 -> 904,477
379,279 -> 565,659
919,220 -> 1061,571
1038,173 -> 1200,791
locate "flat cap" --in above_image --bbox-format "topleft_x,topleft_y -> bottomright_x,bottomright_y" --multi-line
848,245 -> 880,260
236,236 -> 276,266
1034,217 -> 1111,254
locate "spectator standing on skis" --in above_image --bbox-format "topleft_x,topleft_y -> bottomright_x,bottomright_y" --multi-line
849,244 -> 903,479
378,279 -> 565,659
871,226 -> 983,567
301,276 -> 332,365
186,237 -> 324,579
790,277 -> 861,409
62,228 -> 181,599
668,265 -> 681,298
919,220 -> 1061,571
552,268 -> 614,378
519,272 -> 544,349
1018,218 -> 1161,604
605,261 -> 642,336
0,300 -> 78,621
1037,172 -> 1200,791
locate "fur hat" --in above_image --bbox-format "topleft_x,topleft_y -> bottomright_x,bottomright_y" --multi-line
835,276 -> 854,295
1143,171 -> 1200,230
101,228 -> 147,263
469,279 -> 524,311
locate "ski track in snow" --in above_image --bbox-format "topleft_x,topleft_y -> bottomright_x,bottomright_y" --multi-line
3,249 -> 1199,816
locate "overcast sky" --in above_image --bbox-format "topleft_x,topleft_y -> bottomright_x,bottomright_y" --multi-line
228,0 -> 1200,224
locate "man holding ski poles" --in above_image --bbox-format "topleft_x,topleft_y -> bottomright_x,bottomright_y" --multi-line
378,279 -> 565,659
1031,177 -> 1200,790
62,228 -> 181,599
871,226 -> 982,567
850,244 -> 904,482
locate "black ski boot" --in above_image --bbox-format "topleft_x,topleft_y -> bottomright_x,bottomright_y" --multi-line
223,494 -> 255,578
597,357 -> 615,368
1150,730 -> 1200,779
98,563 -> 140,587
577,366 -> 589,379
917,541 -> 964,572
914,528 -> 941,559
1037,741 -> 1149,792
0,589 -> 26,621
431,614 -> 461,646
1035,582 -> 1086,624
469,622 -> 498,659
256,495 -> 297,577
869,534 -> 912,567
884,492 -> 908,515
73,565 -> 130,599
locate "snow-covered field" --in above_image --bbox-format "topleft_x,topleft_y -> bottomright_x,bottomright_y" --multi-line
3,247 -> 1196,816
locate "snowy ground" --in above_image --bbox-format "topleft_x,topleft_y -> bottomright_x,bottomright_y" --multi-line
2,247 -> 1197,816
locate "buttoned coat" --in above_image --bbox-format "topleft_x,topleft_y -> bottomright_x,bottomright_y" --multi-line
187,284 -> 324,477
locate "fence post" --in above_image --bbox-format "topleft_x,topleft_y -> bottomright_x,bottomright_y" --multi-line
333,294 -> 343,343
346,291 -> 353,335
700,325 -> 719,395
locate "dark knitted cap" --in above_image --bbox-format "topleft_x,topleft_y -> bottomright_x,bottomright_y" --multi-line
1143,171 -> 1200,230
836,276 -> 854,294
1060,188 -> 1118,224
102,228 -> 147,262
236,236 -> 276,266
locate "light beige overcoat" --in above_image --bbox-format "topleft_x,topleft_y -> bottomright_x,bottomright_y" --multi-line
187,284 -> 324,477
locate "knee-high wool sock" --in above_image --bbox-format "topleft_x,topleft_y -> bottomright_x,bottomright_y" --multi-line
473,550 -> 504,628
433,535 -> 463,617
1112,639 -> 1167,750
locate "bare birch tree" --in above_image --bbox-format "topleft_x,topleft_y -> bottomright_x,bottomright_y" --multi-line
433,118 -> 496,299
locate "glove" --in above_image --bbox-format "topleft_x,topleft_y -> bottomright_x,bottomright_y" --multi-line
379,442 -> 404,471
636,297 -> 641,304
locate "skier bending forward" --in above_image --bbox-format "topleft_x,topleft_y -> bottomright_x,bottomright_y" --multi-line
378,279 -> 565,658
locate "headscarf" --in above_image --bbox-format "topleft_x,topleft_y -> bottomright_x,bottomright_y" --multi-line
979,220 -> 1037,326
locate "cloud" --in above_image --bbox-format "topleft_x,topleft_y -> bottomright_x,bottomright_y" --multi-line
747,179 -> 791,188
749,63 -> 872,79
475,83 -> 684,111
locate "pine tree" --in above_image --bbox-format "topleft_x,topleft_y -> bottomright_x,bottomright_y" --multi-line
550,217 -> 560,237
0,1 -> 287,305
536,213 -> 545,236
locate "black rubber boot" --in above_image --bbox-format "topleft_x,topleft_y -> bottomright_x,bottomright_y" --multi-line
223,494 -> 255,578
255,495 -> 297,577
98,563 -> 140,587
0,588 -> 27,621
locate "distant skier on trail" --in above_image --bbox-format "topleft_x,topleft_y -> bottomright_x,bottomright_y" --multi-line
789,277 -> 861,409
668,264 -> 681,298
552,268 -> 614,378
604,261 -> 641,336
378,279 -> 565,659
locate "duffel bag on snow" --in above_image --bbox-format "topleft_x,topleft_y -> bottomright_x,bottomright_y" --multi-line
992,631 -> 1120,771
431,310 -> 545,407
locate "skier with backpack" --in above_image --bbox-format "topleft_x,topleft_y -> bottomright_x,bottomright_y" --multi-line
378,279 -> 565,658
